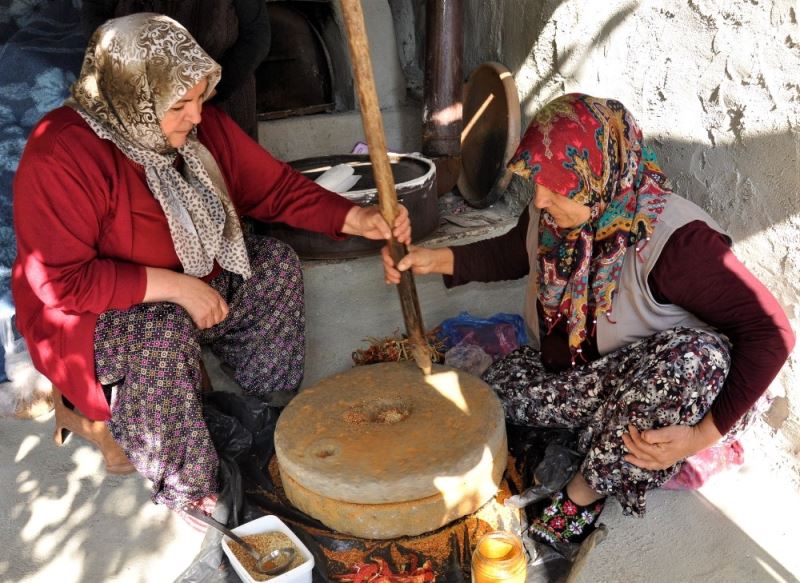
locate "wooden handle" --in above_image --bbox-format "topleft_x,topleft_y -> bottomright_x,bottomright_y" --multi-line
340,0 -> 432,375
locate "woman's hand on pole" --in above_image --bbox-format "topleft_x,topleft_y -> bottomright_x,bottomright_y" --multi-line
381,245 -> 454,284
621,415 -> 723,471
144,267 -> 229,329
342,204 -> 411,244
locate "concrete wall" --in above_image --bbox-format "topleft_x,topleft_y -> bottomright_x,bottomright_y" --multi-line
461,0 -> 800,448
301,254 -> 526,388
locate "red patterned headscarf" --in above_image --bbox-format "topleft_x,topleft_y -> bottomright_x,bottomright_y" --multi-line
507,94 -> 671,361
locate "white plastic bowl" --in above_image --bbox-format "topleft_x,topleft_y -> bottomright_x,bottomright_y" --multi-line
221,515 -> 314,583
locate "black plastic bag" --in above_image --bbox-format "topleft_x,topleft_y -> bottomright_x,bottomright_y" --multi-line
176,392 -> 283,582
505,426 -> 583,510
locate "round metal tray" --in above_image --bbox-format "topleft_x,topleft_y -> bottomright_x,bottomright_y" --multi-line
457,62 -> 521,209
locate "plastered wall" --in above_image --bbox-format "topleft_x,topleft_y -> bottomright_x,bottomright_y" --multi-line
461,0 -> 800,451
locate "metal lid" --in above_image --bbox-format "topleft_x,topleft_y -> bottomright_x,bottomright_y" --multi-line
456,62 -> 521,208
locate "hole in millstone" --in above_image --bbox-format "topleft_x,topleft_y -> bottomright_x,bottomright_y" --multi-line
308,440 -> 340,459
342,400 -> 412,425
374,405 -> 410,424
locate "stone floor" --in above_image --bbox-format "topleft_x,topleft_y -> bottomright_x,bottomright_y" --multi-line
3,400 -> 798,583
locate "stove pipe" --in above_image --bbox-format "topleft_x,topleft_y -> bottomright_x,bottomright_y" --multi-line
422,0 -> 463,195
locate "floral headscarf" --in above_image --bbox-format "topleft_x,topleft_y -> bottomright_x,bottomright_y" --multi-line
68,13 -> 252,279
508,94 -> 671,361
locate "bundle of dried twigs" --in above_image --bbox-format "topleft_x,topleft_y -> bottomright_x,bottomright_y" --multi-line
352,330 -> 446,367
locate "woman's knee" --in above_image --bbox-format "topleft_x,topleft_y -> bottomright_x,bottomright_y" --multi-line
632,328 -> 731,425
248,236 -> 302,277
246,238 -> 304,307
138,303 -> 201,355
651,327 -> 731,380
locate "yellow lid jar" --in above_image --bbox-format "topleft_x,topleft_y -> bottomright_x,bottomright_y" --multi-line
470,531 -> 527,583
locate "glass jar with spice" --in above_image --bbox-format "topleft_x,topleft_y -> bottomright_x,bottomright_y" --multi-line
471,531 -> 527,583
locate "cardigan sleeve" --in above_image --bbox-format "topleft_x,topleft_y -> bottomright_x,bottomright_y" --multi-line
444,207 -> 531,287
198,108 -> 355,237
12,121 -> 147,315
648,221 -> 795,435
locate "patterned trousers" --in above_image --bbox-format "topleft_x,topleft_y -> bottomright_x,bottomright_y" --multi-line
482,327 -> 751,516
93,237 -> 304,509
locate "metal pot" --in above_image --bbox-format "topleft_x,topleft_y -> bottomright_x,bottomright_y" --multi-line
258,154 -> 438,260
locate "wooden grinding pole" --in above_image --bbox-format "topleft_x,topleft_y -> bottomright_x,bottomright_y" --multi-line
340,0 -> 432,375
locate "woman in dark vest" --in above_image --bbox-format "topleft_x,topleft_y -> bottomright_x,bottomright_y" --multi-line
382,93 -> 794,544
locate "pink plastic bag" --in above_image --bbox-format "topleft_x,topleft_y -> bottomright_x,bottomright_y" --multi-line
662,440 -> 745,490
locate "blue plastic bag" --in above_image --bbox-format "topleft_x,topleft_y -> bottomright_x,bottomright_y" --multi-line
437,312 -> 529,360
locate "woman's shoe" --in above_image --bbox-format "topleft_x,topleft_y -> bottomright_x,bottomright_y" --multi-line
528,489 -> 605,545
52,387 -> 137,475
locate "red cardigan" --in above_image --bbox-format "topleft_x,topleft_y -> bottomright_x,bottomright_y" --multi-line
12,106 -> 355,420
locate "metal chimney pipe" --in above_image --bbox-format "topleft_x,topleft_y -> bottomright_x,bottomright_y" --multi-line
422,0 -> 463,195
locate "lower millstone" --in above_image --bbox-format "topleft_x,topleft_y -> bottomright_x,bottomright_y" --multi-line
274,362 -> 508,539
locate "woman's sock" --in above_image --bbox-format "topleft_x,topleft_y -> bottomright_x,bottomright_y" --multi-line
529,489 -> 605,544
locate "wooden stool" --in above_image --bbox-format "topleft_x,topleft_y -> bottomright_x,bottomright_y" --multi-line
52,387 -> 136,475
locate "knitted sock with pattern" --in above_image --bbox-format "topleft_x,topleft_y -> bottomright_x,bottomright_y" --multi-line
528,489 -> 605,545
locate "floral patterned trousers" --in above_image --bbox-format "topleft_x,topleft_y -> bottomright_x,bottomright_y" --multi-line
482,327 -> 748,516
93,237 -> 304,509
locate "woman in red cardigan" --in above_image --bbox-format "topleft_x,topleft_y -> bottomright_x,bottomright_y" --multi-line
12,13 -> 409,524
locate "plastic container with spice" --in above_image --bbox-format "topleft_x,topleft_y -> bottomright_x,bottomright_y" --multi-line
221,515 -> 314,583
470,530 -> 527,583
